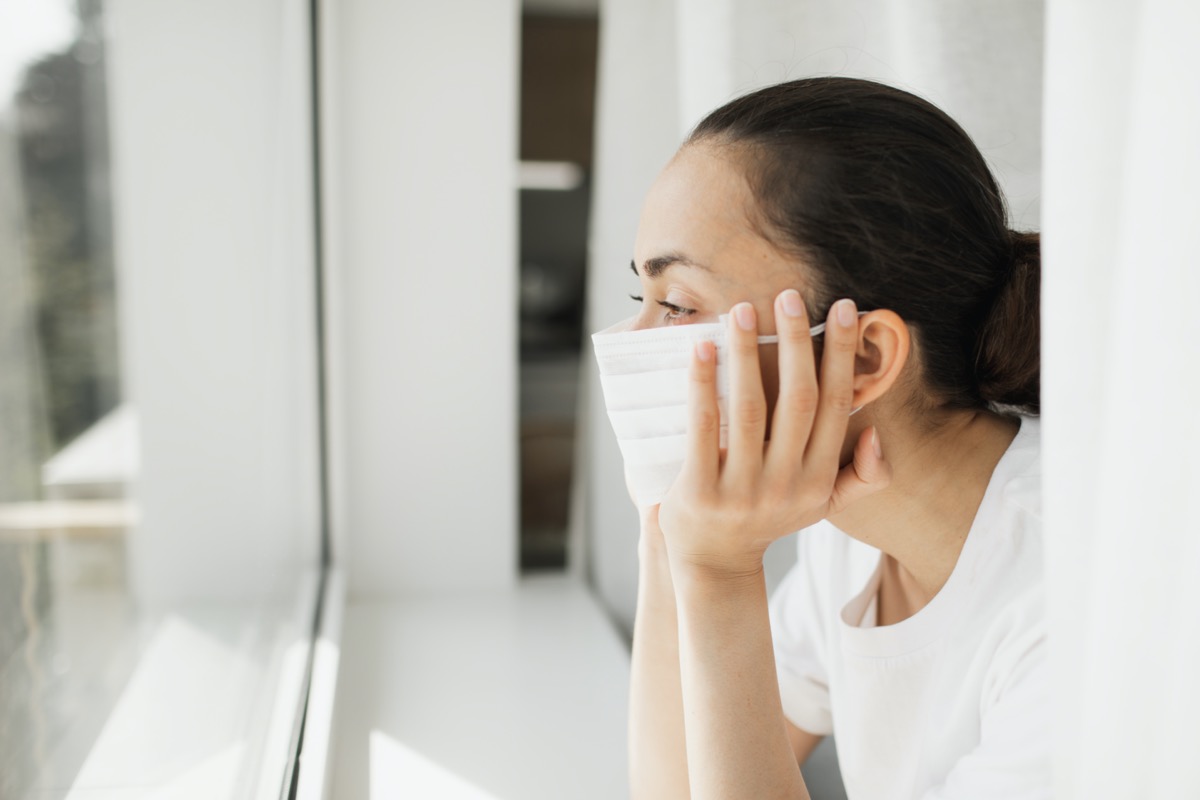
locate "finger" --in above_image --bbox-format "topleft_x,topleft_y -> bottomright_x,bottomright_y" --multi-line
766,289 -> 819,473
807,298 -> 859,468
828,426 -> 892,514
684,339 -> 720,486
725,302 -> 768,478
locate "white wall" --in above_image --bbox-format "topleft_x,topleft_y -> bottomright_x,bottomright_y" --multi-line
107,0 -> 320,602
325,0 -> 520,597
581,0 -> 683,628
726,0 -> 1044,228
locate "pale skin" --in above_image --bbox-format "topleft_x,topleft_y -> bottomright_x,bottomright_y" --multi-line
626,142 -> 1021,799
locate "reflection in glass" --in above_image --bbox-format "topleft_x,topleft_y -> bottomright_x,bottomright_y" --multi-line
1,1 -> 129,797
1,2 -> 319,797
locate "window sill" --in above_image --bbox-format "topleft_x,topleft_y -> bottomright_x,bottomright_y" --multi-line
325,575 -> 630,800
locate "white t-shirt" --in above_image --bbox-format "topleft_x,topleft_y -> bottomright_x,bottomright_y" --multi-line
770,416 -> 1050,800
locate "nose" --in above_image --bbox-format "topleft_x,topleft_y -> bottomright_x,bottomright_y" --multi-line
627,315 -> 653,332
626,309 -> 661,332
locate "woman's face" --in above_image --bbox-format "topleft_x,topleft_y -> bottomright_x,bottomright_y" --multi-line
629,142 -> 815,334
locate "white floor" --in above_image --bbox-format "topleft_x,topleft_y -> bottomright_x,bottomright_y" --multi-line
330,576 -> 631,800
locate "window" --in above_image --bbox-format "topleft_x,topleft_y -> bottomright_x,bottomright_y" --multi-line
0,1 -> 324,796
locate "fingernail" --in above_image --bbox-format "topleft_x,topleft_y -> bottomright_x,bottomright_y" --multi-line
872,427 -> 883,459
780,289 -> 804,318
836,299 -> 857,328
734,302 -> 756,331
695,340 -> 714,362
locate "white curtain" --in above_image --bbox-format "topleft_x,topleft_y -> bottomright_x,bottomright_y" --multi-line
1043,1 -> 1200,797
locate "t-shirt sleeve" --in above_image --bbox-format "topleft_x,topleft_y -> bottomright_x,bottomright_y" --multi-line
921,590 -> 1053,800
769,532 -> 835,737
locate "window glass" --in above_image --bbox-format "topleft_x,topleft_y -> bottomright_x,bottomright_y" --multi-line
0,1 -> 320,797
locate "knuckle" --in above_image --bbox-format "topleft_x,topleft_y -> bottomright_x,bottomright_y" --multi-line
733,332 -> 760,357
692,406 -> 719,435
736,397 -> 768,428
781,388 -> 819,417
792,483 -> 818,507
698,491 -> 725,515
733,346 -> 760,369
784,320 -> 811,342
826,390 -> 855,415
721,492 -> 756,519
829,329 -> 858,353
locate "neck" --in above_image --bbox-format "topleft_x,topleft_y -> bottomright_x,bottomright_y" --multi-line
828,409 -> 1020,623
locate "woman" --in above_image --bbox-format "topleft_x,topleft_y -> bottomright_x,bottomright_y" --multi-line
606,78 -> 1048,798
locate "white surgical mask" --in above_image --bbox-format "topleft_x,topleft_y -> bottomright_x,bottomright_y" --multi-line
591,314 -> 841,507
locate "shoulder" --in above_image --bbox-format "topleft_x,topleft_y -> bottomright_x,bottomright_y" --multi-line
960,416 -> 1046,660
997,414 -> 1041,519
965,413 -> 1047,709
975,414 -> 1043,577
932,585 -> 1053,798
978,584 -> 1047,695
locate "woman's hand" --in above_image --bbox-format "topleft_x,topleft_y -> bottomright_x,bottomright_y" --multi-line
657,291 -> 892,580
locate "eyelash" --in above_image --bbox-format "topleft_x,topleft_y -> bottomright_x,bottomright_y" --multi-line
629,293 -> 696,321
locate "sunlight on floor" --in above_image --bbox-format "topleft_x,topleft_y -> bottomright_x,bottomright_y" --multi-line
370,730 -> 499,800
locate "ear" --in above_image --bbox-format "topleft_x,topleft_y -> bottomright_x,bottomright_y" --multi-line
852,310 -> 910,408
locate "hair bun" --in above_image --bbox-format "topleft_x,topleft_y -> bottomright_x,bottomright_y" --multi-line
974,231 -> 1040,413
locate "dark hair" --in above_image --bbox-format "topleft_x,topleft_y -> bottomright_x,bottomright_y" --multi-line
688,77 -> 1040,415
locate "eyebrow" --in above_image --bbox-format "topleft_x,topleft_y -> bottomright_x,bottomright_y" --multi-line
631,254 -> 711,278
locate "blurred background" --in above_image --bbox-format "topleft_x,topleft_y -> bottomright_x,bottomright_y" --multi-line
1,1 -> 1196,799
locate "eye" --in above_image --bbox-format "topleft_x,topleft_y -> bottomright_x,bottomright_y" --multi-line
627,293 -> 697,323
657,299 -> 696,322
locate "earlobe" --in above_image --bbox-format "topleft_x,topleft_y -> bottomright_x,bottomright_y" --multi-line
851,310 -> 910,409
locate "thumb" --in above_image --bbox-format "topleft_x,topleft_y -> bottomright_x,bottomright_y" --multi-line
828,426 -> 892,514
